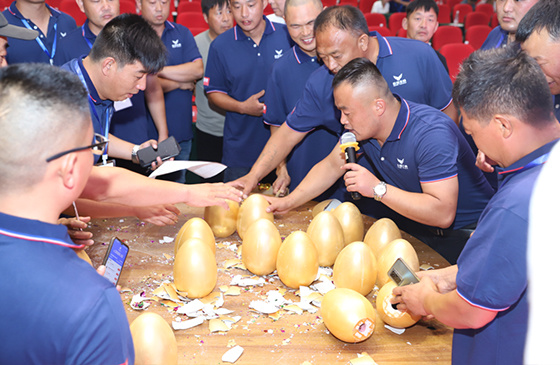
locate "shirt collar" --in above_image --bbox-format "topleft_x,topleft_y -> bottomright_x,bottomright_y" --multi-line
8,2 -> 60,20
233,16 -> 275,41
496,139 -> 559,182
0,211 -> 83,249
82,19 -> 97,41
161,20 -> 175,37
77,57 -> 110,106
369,30 -> 393,59
386,95 -> 409,142
293,44 -> 316,64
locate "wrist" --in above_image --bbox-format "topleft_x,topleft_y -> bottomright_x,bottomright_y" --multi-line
372,181 -> 387,201
131,144 -> 140,164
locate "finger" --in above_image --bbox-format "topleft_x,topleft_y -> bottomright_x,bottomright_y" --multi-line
166,204 -> 181,214
97,265 -> 106,276
255,89 -> 265,98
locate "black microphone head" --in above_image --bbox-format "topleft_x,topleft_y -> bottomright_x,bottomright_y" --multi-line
340,131 -> 357,145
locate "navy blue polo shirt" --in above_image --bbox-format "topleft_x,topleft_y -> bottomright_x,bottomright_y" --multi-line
148,21 -> 201,143
360,97 -> 493,229
0,212 -> 134,364
205,17 -> 292,168
453,139 -> 558,364
55,20 -> 96,66
3,2 -> 76,65
264,45 -> 340,194
480,26 -> 509,50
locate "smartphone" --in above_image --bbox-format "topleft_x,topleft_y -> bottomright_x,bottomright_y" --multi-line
101,237 -> 129,286
137,136 -> 181,168
388,258 -> 420,287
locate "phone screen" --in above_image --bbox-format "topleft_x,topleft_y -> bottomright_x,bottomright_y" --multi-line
102,237 -> 129,286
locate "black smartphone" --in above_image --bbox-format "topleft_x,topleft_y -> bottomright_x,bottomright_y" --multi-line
101,237 -> 129,286
137,136 -> 181,168
388,258 -> 420,287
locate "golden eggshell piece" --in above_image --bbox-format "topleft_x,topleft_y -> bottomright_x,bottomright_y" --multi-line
333,241 -> 377,296
276,231 -> 319,289
174,217 -> 215,256
321,288 -> 376,343
242,218 -> 282,276
130,312 -> 178,365
306,211 -> 345,267
173,238 -> 217,298
377,238 -> 419,287
75,249 -> 93,266
204,199 -> 239,238
363,218 -> 402,258
237,194 -> 274,240
333,202 -> 364,246
376,281 -> 421,328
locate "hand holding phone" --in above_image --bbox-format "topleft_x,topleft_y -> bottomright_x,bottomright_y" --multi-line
137,136 -> 181,168
101,237 -> 129,286
388,258 -> 420,287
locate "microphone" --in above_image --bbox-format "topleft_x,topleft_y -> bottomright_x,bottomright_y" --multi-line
340,132 -> 361,201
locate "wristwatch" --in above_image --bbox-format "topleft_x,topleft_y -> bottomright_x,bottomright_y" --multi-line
131,144 -> 140,164
373,181 -> 387,201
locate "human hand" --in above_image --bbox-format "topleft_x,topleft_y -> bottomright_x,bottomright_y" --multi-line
134,204 -> 180,226
229,173 -> 259,199
476,151 -> 496,173
341,163 -> 378,198
273,165 -> 290,197
96,265 -> 122,292
186,182 -> 244,209
264,195 -> 294,215
241,90 -> 265,116
138,139 -> 173,170
58,216 -> 94,247
391,276 -> 439,317
417,265 -> 458,294
178,81 -> 195,91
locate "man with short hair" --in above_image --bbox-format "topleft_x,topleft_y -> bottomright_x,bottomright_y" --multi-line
204,0 -> 292,182
2,0 -> 76,65
267,57 -> 493,264
0,63 -> 134,365
403,0 -> 448,71
140,0 -> 204,183
393,46 -> 560,364
194,0 -> 233,183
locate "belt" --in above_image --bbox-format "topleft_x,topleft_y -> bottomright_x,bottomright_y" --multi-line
427,222 -> 477,237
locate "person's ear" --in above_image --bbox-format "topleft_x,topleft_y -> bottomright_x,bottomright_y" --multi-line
494,115 -> 513,139
402,17 -> 408,30
101,57 -> 116,76
58,153 -> 80,190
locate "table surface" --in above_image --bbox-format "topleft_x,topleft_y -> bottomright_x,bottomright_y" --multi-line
85,201 -> 452,365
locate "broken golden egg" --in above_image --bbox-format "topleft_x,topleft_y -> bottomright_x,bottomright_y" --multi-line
173,238 -> 217,298
363,218 -> 402,258
204,199 -> 239,238
377,239 -> 419,287
174,217 -> 215,256
130,312 -> 178,365
276,231 -> 318,289
376,281 -> 421,328
306,211 -> 345,266
237,194 -> 274,240
321,288 -> 376,343
242,218 -> 282,276
333,202 -> 364,246
333,241 -> 377,296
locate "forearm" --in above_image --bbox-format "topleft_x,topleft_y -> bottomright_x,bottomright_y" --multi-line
73,198 -> 138,219
424,290 -> 496,329
159,76 -> 180,93
107,134 -> 135,160
208,92 -> 244,114
145,75 -> 169,140
158,59 -> 203,83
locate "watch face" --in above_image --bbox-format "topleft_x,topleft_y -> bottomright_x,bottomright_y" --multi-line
375,183 -> 386,195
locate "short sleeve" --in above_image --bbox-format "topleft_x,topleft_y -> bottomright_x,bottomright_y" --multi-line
204,40 -> 229,94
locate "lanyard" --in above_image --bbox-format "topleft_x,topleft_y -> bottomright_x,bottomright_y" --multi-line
70,59 -> 112,164
497,153 -> 550,188
20,18 -> 57,65
81,24 -> 94,49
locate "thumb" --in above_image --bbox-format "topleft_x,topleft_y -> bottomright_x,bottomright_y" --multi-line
255,89 -> 265,98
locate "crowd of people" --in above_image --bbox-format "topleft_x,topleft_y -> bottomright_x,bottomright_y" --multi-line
0,0 -> 559,362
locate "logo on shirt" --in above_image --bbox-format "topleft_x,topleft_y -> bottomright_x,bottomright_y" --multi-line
274,49 -> 284,59
60,32 -> 67,37
397,158 -> 408,170
203,77 -> 209,86
263,104 -> 267,114
392,73 -> 407,87
171,39 -> 182,48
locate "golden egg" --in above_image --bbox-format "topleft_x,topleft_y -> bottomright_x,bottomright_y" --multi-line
376,239 -> 419,287
130,312 -> 178,365
204,199 -> 239,238
75,249 -> 93,266
363,218 -> 402,258
237,194 -> 274,240
306,211 -> 345,266
173,238 -> 217,298
174,217 -> 215,256
311,199 -> 341,217
333,241 -> 377,296
276,231 -> 318,289
242,218 -> 282,276
321,288 -> 376,343
376,281 -> 421,328
333,202 -> 364,246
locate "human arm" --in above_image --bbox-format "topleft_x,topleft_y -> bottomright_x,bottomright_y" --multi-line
81,166 -> 243,209
158,77 -> 195,93
231,123 -> 307,197
158,58 -> 203,85
58,216 -> 94,246
145,74 -> 169,142
342,162 -> 459,228
207,90 -> 265,117
106,134 -> 163,170
265,142 -> 347,214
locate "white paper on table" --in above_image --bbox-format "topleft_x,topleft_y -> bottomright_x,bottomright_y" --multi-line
148,160 -> 227,179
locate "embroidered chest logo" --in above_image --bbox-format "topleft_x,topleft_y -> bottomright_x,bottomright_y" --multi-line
172,39 -> 182,48
392,73 -> 407,87
274,49 -> 284,59
60,32 -> 67,37
397,158 -> 408,170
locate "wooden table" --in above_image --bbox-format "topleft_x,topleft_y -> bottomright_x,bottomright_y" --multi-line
85,201 -> 452,364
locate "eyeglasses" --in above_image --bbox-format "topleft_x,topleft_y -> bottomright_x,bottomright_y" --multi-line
45,133 -> 109,162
